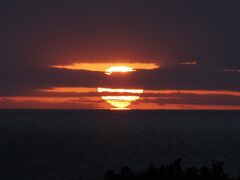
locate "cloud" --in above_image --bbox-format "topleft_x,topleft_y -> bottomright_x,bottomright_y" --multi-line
142,93 -> 240,106
0,97 -> 101,109
0,67 -> 104,96
0,63 -> 239,97
101,64 -> 240,91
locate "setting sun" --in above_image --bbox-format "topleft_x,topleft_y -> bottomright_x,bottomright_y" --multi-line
97,65 -> 144,109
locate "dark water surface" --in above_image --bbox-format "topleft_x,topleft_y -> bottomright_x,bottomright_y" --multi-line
0,110 -> 240,180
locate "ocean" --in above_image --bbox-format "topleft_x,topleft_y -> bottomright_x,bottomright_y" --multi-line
0,110 -> 240,180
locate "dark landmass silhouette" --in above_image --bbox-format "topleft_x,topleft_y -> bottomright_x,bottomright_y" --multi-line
104,159 -> 238,180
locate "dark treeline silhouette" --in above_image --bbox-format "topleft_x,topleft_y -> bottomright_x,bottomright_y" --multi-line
104,159 -> 238,180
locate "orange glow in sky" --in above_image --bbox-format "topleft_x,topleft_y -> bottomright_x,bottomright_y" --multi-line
41,87 -> 96,93
52,63 -> 159,72
2,96 -> 240,110
3,60 -> 238,110
40,87 -> 240,97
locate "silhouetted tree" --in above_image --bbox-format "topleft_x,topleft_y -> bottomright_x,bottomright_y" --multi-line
104,159 -> 234,180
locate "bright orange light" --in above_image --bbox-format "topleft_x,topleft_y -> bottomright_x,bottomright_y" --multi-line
105,66 -> 135,75
98,87 -> 143,94
101,96 -> 140,109
41,87 -> 96,93
52,63 -> 159,72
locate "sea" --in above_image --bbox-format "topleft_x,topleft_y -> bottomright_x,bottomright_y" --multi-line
0,110 -> 240,180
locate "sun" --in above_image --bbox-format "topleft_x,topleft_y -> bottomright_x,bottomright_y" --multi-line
98,65 -> 143,110
105,66 -> 135,75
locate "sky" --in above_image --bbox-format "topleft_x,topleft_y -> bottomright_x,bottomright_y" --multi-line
1,0 -> 240,109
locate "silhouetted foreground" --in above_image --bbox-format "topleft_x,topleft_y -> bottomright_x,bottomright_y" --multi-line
104,159 -> 236,180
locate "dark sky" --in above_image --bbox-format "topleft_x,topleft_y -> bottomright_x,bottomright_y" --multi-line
0,0 -> 240,108
1,1 -> 240,67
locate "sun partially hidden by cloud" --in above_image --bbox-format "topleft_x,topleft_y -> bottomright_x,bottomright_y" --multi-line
52,63 -> 159,72
95,64 -> 145,109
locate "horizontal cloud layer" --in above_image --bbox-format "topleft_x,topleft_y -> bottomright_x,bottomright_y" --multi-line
1,64 -> 239,97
